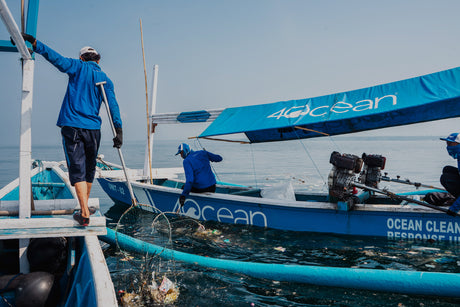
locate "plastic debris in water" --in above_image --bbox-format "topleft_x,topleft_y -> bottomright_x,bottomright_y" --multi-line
194,228 -> 222,238
159,275 -> 174,293
274,246 -> 286,252
120,255 -> 134,262
119,291 -> 140,307
411,246 -> 440,252
434,257 -> 455,264
148,275 -> 180,304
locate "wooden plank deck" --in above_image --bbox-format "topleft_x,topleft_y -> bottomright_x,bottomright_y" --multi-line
0,211 -> 107,239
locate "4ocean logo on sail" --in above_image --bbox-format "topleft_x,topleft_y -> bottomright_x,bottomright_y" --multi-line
267,95 -> 397,119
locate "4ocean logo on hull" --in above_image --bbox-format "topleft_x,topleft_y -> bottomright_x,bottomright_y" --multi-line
174,198 -> 268,227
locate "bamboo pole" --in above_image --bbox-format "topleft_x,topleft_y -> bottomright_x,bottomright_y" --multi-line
140,18 -> 153,184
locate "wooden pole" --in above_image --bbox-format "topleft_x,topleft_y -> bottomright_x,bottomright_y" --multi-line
21,0 -> 24,32
139,19 -> 153,184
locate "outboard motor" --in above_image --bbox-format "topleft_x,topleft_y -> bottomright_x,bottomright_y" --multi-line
328,151 -> 363,200
359,153 -> 386,188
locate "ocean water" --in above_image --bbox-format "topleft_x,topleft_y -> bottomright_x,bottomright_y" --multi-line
2,137 -> 460,306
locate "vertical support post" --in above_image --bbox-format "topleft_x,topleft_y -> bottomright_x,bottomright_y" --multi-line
19,239 -> 30,273
19,58 -> 34,273
19,59 -> 34,219
1,0 -> 39,274
143,64 -> 159,178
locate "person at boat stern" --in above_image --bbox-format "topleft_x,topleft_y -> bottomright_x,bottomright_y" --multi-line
20,33 -> 123,226
425,133 -> 460,217
175,143 -> 223,207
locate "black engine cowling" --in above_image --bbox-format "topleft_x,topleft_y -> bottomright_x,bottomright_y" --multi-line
328,151 -> 363,200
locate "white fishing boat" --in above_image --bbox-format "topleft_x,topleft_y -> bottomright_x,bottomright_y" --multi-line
0,1 -> 116,306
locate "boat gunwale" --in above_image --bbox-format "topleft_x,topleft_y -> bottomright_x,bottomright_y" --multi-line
98,175 -> 446,215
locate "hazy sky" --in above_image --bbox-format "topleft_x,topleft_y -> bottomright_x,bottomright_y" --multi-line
2,0 -> 460,146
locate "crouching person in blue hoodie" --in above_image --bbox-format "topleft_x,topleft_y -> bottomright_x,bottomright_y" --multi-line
425,133 -> 460,217
175,143 -> 223,207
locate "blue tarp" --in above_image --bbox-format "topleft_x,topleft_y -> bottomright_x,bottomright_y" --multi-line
199,67 -> 460,143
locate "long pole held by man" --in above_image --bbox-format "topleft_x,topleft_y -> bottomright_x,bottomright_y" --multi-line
97,81 -> 137,206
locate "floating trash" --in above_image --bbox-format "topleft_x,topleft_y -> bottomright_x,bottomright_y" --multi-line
434,257 -> 456,264
114,206 -> 180,306
148,274 -> 180,304
120,255 -> 134,262
274,246 -> 286,252
119,291 -> 140,307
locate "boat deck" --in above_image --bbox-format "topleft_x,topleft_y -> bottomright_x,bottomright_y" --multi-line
0,211 -> 107,239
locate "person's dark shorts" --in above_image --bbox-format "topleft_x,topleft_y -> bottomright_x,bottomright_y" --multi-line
191,184 -> 216,193
61,126 -> 101,186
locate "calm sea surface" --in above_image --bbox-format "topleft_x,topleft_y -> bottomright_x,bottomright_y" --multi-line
2,137 -> 460,306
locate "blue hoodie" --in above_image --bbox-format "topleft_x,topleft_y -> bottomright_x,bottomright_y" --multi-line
448,159 -> 460,213
182,150 -> 223,196
34,40 -> 122,130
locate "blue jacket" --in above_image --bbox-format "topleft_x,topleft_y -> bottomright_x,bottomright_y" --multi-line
34,41 -> 122,129
449,159 -> 460,213
182,150 -> 223,196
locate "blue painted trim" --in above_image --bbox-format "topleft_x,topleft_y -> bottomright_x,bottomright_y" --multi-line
64,239 -> 97,307
397,189 -> 444,196
177,110 -> 211,123
26,0 -> 40,37
216,180 -> 247,187
0,40 -> 17,52
0,0 -> 39,55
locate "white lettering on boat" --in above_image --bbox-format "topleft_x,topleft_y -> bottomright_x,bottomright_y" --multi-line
386,217 -> 460,242
108,182 -> 125,196
267,95 -> 397,120
175,199 -> 268,227
386,218 -> 422,231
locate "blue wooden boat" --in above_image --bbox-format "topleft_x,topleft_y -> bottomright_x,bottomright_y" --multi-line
0,1 -> 117,305
0,160 -> 116,307
97,65 -> 460,243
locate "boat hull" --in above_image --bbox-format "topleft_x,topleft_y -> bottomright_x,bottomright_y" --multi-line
0,161 -> 116,307
97,178 -> 460,242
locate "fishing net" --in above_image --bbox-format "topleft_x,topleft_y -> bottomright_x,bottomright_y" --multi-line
113,203 -> 206,306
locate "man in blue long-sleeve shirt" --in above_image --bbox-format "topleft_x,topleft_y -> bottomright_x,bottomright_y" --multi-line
432,133 -> 460,217
22,34 -> 123,226
175,143 -> 223,207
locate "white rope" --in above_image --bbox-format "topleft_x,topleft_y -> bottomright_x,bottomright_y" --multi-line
249,143 -> 258,188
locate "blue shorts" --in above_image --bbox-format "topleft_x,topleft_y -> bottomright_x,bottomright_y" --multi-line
61,126 -> 101,186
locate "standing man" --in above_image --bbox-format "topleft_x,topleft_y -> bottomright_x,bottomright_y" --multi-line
21,33 -> 123,226
175,143 -> 222,207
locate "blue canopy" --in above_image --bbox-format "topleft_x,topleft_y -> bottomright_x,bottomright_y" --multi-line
199,67 -> 460,143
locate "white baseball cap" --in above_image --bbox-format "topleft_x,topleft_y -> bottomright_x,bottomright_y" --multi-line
79,46 -> 98,56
